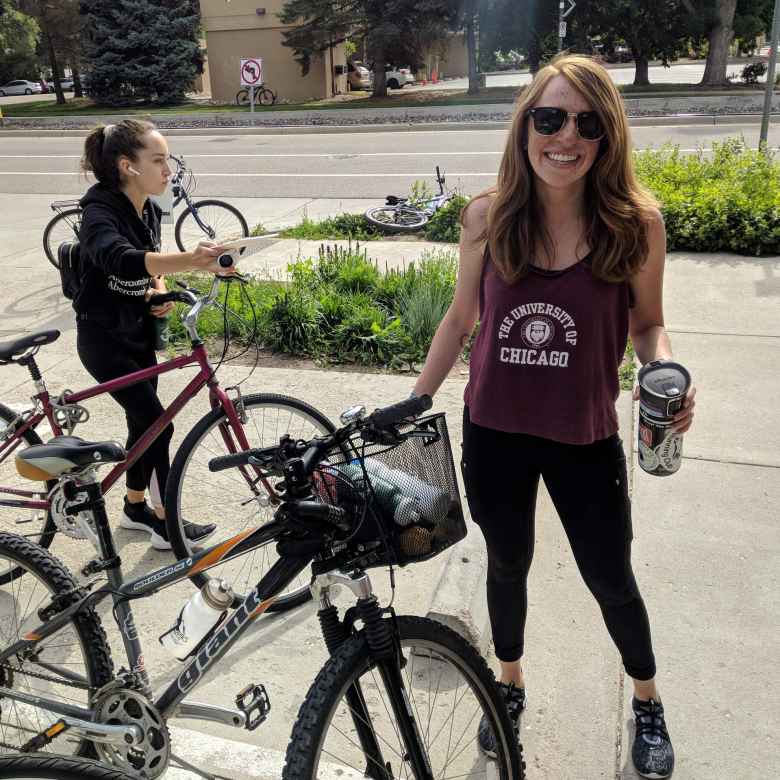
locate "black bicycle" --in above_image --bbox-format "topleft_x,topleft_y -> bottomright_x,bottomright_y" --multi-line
236,84 -> 277,106
42,154 -> 249,267
0,395 -> 524,779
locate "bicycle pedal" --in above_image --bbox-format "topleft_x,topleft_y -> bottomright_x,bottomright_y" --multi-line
235,683 -> 270,731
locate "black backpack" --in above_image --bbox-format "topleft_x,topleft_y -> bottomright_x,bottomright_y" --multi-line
57,241 -> 82,301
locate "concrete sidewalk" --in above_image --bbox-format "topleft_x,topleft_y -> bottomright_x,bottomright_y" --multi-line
0,194 -> 777,778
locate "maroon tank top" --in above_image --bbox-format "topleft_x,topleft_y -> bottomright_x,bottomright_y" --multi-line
464,252 -> 631,444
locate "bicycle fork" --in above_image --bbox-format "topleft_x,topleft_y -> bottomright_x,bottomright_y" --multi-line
313,572 -> 434,780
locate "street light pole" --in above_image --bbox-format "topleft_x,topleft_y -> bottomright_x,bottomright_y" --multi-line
760,0 -> 780,149
558,1 -> 564,53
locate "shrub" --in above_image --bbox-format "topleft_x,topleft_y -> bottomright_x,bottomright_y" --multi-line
740,61 -> 767,84
634,138 -> 780,255
424,194 -> 469,243
278,213 -> 381,241
260,291 -> 318,355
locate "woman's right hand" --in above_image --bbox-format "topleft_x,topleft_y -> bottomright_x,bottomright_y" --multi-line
190,241 -> 236,275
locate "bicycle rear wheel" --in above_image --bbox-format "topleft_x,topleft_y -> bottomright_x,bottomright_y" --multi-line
174,199 -> 249,252
0,533 -> 114,757
0,753 -> 135,779
165,393 -> 338,612
284,615 -> 525,779
0,402 -> 57,584
258,88 -> 276,106
236,89 -> 250,106
42,209 -> 82,269
364,206 -> 428,233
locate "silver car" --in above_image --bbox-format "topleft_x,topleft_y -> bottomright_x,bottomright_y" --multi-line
0,80 -> 43,96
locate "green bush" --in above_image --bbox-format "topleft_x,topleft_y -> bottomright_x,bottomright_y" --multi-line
278,212 -> 381,241
423,194 -> 469,243
635,138 -> 780,255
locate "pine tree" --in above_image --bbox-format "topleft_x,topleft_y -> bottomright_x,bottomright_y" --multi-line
80,0 -> 202,106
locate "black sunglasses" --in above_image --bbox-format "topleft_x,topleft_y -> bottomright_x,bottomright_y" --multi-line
526,107 -> 605,141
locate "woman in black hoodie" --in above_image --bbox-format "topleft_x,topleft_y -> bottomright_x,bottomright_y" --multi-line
77,119 -> 228,551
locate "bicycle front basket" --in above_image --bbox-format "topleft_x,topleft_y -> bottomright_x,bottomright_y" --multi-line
317,413 -> 467,567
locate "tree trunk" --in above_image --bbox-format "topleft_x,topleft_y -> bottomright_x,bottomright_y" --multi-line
73,66 -> 83,98
701,0 -> 738,85
369,41 -> 387,97
43,29 -> 65,105
633,53 -> 650,85
466,0 -> 480,95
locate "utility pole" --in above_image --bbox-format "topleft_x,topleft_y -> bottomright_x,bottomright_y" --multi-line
558,0 -> 576,54
760,0 -> 780,149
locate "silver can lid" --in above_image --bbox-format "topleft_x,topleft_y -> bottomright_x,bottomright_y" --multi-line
638,361 -> 691,399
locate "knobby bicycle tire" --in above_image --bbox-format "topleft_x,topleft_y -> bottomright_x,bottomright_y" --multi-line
0,753 -> 135,779
364,205 -> 429,233
0,401 -> 57,584
174,199 -> 249,252
165,393 -> 339,612
0,533 -> 114,757
284,615 -> 525,779
42,208 -> 82,269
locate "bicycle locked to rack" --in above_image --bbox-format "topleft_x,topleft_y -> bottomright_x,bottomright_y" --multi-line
0,394 -> 524,779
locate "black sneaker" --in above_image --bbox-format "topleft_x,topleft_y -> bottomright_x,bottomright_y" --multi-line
121,498 -> 216,551
477,681 -> 525,759
632,697 -> 675,779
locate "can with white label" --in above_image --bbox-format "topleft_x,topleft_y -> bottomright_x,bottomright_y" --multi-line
637,361 -> 691,477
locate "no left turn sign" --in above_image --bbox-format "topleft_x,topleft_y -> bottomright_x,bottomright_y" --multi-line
240,58 -> 263,86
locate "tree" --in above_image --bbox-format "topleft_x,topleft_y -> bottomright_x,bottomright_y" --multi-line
80,0 -> 203,106
0,1 -> 39,84
279,0 -> 461,97
699,0 -> 738,84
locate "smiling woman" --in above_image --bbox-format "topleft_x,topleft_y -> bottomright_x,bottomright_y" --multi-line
411,54 -> 697,779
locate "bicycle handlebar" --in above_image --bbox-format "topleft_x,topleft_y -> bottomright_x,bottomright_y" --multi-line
207,394 -> 433,475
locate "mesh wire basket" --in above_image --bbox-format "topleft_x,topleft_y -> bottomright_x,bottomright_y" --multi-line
313,413 -> 466,567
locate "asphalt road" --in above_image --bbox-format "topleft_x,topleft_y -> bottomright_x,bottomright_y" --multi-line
1,121 -> 778,199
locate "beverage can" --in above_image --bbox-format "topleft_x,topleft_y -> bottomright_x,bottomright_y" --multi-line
637,360 -> 691,477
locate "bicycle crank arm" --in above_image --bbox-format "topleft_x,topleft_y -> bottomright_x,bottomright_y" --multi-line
58,714 -> 144,746
172,700 -> 247,729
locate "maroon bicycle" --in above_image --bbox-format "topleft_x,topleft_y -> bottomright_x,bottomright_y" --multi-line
0,275 -> 335,611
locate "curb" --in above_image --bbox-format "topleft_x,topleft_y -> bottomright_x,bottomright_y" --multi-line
2,113 -> 779,138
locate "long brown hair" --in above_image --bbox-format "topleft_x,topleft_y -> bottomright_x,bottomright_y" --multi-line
464,54 -> 658,284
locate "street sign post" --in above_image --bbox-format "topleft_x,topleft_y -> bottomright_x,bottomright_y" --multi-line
240,58 -> 263,114
760,0 -> 780,149
558,0 -> 576,53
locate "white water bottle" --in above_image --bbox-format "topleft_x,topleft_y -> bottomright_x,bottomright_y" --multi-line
159,579 -> 233,661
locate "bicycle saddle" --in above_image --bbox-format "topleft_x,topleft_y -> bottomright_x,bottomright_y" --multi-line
0,330 -> 60,362
16,436 -> 126,480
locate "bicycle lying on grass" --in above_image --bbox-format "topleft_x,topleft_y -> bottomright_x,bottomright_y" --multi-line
364,166 -> 454,234
0,394 -> 524,778
0,270 -> 334,608
43,153 -> 249,267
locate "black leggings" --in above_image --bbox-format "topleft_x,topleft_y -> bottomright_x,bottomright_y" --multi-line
461,407 -> 656,681
77,325 -> 172,503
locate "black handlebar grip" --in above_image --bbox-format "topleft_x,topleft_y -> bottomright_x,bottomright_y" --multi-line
217,253 -> 234,268
369,394 -> 433,428
208,449 -> 252,472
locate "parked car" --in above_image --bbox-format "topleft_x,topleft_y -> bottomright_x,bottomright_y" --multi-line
0,79 -> 44,96
46,78 -> 74,92
383,65 -> 415,89
347,61 -> 371,90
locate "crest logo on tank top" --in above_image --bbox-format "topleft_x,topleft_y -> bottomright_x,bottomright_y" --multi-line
496,302 -> 577,368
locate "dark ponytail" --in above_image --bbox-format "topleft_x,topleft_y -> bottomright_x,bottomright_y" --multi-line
81,119 -> 155,189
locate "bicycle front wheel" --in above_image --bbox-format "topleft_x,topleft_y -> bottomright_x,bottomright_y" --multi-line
258,88 -> 276,106
0,533 -> 114,756
364,206 -> 428,234
0,753 -> 136,779
284,615 -> 525,779
236,89 -> 250,106
165,393 -> 337,612
174,199 -> 249,252
43,208 -> 82,269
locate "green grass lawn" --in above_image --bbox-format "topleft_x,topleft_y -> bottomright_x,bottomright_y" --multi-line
2,82 -> 769,118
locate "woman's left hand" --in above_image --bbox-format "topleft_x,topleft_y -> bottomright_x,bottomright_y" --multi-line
632,384 -> 697,434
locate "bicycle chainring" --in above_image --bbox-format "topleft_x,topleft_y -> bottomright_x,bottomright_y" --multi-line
94,689 -> 170,779
49,481 -> 96,541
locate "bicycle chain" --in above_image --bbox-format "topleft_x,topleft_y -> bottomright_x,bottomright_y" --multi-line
0,657 -> 92,691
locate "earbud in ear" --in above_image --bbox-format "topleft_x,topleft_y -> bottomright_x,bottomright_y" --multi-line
128,166 -> 141,176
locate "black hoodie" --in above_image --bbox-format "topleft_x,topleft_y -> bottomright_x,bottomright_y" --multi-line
76,183 -> 162,352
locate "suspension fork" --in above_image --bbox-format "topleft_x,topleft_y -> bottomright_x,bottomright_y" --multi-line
312,572 -> 434,780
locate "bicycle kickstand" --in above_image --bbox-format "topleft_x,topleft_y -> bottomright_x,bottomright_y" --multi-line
169,752 -> 221,780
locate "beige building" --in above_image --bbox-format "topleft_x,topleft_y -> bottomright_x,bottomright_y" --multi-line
199,0 -> 347,103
